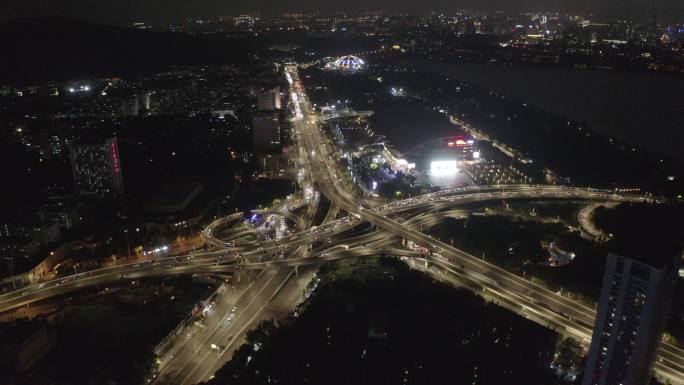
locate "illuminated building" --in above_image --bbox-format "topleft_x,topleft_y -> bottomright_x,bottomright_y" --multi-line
326,55 -> 366,71
474,20 -> 482,34
121,95 -> 140,116
252,112 -> 281,151
444,135 -> 477,161
257,153 -> 282,175
446,135 -> 475,149
69,137 -> 123,197
46,135 -> 66,157
430,160 -> 459,176
257,87 -> 281,111
121,92 -> 151,117
582,251 -> 681,385
141,91 -> 151,111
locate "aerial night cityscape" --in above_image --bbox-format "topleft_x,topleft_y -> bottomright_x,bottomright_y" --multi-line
2,1 -> 684,384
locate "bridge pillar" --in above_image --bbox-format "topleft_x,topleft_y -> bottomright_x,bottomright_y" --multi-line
424,260 -> 428,269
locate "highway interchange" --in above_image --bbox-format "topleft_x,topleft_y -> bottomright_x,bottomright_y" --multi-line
0,65 -> 682,385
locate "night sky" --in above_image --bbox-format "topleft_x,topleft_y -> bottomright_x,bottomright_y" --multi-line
3,0 -> 684,24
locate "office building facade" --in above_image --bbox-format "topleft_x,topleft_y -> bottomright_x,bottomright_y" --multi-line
69,137 -> 124,197
582,252 -> 680,385
257,86 -> 281,111
252,113 -> 281,151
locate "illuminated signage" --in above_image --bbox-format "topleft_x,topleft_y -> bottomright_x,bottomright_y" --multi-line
111,141 -> 120,175
430,160 -> 459,176
447,137 -> 474,147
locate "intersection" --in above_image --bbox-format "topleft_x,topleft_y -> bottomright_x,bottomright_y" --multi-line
0,65 -> 681,385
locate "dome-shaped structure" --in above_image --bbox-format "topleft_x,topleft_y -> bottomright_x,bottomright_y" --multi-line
333,55 -> 365,70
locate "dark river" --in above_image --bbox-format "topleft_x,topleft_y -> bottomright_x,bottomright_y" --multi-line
403,60 -> 684,162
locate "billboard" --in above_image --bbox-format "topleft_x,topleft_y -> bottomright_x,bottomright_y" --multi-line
447,136 -> 475,148
430,160 -> 459,176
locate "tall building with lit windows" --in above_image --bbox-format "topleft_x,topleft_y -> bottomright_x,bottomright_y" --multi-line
252,113 -> 281,151
582,250 -> 680,385
257,87 -> 281,111
69,137 -> 123,197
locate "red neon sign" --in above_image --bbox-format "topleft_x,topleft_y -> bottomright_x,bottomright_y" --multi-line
111,141 -> 120,175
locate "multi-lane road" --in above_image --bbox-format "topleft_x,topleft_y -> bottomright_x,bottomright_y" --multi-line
0,186 -> 643,312
284,65 -> 684,385
0,65 -> 681,385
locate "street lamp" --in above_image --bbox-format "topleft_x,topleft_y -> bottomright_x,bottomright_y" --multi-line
123,229 -> 132,258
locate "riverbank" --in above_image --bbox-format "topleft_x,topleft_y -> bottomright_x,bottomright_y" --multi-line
403,59 -> 684,162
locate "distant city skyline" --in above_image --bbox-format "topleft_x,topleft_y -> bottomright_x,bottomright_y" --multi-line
3,0 -> 684,25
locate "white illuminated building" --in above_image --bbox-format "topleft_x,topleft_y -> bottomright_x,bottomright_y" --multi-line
326,55 -> 366,71
430,160 -> 459,176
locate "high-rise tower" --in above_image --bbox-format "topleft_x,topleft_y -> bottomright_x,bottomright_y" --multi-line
582,250 -> 680,385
